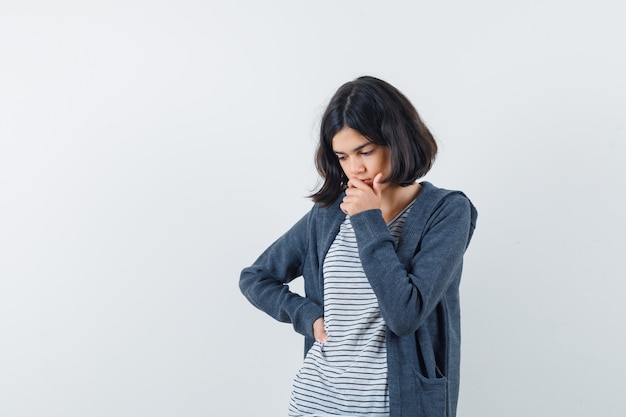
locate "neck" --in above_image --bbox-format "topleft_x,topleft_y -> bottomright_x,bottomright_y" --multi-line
380,182 -> 421,223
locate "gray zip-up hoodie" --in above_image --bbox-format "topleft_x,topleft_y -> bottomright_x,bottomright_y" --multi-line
240,181 -> 478,417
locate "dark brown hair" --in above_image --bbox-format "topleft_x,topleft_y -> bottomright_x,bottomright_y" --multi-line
310,76 -> 438,207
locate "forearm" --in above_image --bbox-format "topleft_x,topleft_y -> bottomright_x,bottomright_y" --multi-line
349,197 -> 472,336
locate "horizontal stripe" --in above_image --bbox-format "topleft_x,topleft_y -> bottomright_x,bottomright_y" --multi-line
289,203 -> 413,417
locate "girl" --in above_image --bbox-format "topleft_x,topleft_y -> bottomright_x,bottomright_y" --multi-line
239,76 -> 477,417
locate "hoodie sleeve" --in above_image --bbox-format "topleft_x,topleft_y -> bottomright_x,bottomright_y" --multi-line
239,209 -> 324,339
349,192 -> 477,336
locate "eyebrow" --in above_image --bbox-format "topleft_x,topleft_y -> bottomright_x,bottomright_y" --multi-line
333,143 -> 373,155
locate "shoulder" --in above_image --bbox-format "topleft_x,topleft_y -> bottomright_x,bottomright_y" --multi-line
419,181 -> 472,207
309,193 -> 344,217
419,182 -> 478,241
418,181 -> 478,223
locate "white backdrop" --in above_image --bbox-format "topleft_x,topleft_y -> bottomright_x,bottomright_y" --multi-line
1,1 -> 625,416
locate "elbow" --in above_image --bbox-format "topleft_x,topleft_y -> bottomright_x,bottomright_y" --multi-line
382,291 -> 426,336
239,267 -> 255,298
238,269 -> 246,291
238,269 -> 248,290
238,275 -> 247,296
385,319 -> 421,337
382,292 -> 429,336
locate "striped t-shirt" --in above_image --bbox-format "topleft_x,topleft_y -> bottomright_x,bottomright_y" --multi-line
288,203 -> 413,417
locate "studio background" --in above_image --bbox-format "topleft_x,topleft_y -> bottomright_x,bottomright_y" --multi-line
1,1 -> 624,416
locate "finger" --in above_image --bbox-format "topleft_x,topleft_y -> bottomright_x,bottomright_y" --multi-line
347,177 -> 366,189
372,173 -> 383,194
344,187 -> 360,197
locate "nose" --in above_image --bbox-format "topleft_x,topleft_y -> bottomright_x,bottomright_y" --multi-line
348,157 -> 365,175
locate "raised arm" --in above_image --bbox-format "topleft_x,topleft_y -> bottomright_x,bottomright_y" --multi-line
350,193 -> 475,336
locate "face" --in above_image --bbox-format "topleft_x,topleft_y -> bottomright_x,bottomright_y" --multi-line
331,127 -> 391,188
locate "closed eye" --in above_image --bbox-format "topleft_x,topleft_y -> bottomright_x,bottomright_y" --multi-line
334,145 -> 376,160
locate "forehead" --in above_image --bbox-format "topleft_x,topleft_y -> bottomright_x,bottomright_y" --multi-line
331,127 -> 372,151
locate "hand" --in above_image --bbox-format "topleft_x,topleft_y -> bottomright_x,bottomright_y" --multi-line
313,317 -> 327,343
340,173 -> 383,216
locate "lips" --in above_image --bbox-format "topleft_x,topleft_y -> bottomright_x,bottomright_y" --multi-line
350,177 -> 373,187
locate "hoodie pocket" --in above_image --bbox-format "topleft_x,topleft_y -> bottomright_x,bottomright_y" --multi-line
412,369 -> 448,417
